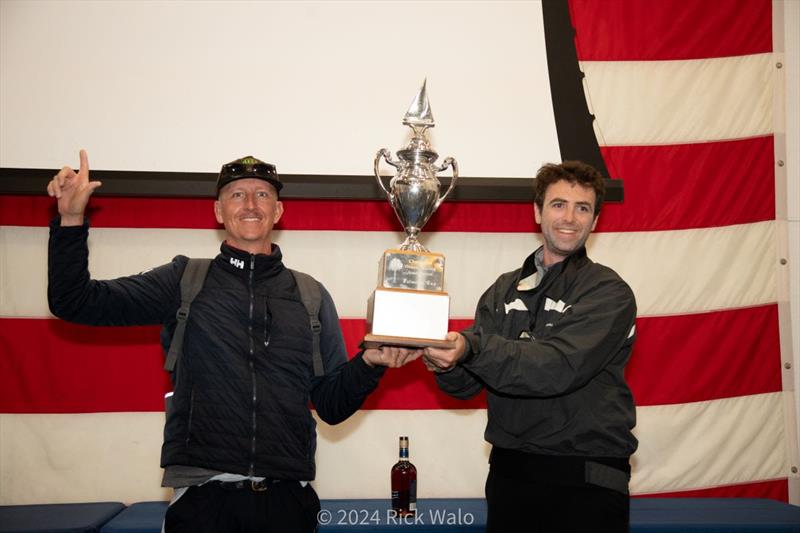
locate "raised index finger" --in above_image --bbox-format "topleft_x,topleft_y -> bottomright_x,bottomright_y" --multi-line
78,149 -> 89,177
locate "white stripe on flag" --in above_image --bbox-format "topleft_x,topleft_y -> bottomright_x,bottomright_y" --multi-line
631,392 -> 788,495
0,222 -> 777,319
582,53 -> 774,145
0,393 -> 787,504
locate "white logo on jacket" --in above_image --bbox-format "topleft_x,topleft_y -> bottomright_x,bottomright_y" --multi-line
504,299 -> 528,314
230,257 -> 245,269
544,297 -> 571,313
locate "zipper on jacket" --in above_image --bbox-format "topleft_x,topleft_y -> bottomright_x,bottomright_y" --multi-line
248,254 -> 257,476
185,386 -> 195,447
264,298 -> 271,348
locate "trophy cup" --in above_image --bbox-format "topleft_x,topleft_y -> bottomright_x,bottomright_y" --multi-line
363,80 -> 458,349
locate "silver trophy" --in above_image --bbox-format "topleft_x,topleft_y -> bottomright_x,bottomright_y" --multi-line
364,80 -> 457,349
374,79 -> 459,253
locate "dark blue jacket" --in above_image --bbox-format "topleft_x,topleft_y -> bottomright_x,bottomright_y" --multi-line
48,220 -> 383,480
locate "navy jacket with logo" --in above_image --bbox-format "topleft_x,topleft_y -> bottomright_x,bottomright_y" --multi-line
48,220 -> 384,481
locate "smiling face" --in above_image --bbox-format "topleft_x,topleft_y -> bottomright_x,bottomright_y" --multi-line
534,179 -> 598,266
214,178 -> 284,255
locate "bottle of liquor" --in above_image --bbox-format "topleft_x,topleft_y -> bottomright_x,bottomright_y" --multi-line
391,435 -> 417,516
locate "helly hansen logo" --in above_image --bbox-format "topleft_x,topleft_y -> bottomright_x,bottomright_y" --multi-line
230,257 -> 245,269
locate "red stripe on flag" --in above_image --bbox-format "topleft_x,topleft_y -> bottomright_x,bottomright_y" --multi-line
597,136 -> 775,233
0,318 -> 482,413
0,309 -> 781,413
628,304 -> 782,406
635,479 -> 789,503
0,195 -> 539,233
0,133 -> 776,236
568,0 -> 772,61
0,319 -> 170,413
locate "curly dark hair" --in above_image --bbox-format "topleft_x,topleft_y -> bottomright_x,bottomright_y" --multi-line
533,160 -> 605,216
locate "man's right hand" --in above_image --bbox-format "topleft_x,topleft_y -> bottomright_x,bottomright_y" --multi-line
423,332 -> 467,372
47,149 -> 102,226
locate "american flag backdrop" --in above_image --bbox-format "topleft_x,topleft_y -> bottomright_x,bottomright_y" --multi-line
1,0 -> 797,505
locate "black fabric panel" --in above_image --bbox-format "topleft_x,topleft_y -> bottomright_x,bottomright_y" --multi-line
542,0 -> 619,194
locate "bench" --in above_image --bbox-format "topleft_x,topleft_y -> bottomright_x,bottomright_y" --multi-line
0,502 -> 125,533
2,498 -> 799,532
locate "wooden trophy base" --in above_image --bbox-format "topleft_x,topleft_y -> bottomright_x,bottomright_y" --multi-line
361,333 -> 456,350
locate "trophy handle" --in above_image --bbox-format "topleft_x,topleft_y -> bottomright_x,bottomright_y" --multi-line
374,148 -> 399,197
434,156 -> 459,208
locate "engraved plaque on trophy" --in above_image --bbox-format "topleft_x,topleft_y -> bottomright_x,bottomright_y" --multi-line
363,80 -> 458,349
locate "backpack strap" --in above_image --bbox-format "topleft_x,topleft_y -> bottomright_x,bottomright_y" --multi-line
289,269 -> 324,377
164,258 -> 212,372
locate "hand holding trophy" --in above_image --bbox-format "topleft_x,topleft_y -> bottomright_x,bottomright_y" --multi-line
363,80 -> 458,349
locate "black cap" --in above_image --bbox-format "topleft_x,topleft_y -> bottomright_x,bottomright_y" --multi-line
216,156 -> 283,196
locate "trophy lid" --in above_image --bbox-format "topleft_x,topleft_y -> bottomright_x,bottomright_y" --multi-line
403,79 -> 435,131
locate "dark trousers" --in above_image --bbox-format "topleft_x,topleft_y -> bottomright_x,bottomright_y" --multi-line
486,448 -> 630,533
164,481 -> 320,533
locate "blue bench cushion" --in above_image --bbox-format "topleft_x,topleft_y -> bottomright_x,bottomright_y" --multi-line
6,497 -> 799,532
0,502 -> 125,533
631,498 -> 800,532
99,502 -> 167,533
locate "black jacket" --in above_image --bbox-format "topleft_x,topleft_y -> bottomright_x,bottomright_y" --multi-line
48,220 -> 384,480
436,246 -> 638,458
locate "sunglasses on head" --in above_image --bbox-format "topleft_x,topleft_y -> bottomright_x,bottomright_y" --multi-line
221,163 -> 277,179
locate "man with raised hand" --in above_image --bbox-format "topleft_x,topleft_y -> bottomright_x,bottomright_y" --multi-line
48,150 -> 421,533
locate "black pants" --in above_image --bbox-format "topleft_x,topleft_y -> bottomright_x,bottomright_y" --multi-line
164,481 -> 320,533
486,448 -> 630,533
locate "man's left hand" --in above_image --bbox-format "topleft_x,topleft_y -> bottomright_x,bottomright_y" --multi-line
363,346 -> 424,368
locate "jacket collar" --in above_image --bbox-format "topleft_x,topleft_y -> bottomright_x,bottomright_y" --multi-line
516,245 -> 588,290
217,241 -> 285,279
